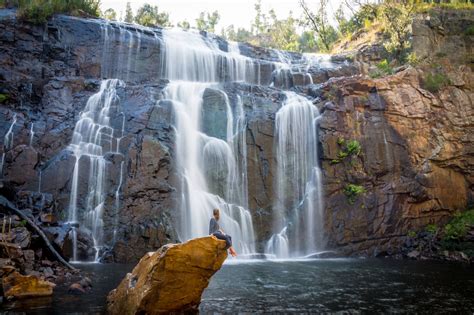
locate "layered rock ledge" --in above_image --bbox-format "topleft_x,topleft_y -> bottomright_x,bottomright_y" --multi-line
107,236 -> 228,314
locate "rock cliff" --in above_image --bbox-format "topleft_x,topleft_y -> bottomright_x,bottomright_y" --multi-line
0,8 -> 472,262
319,66 -> 473,255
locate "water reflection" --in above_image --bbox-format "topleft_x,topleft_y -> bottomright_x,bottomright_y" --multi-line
1,260 -> 473,314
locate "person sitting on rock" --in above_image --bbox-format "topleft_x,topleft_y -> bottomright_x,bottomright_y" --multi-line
209,208 -> 237,257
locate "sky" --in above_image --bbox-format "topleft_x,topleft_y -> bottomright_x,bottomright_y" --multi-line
100,0 -> 346,31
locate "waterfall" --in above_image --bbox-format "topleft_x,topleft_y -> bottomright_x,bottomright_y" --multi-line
29,123 -> 34,147
113,161 -> 124,242
158,28 -> 258,254
66,21 -> 334,260
1,113 -> 17,176
161,29 -> 258,83
162,81 -> 255,254
266,92 -> 324,258
67,79 -> 124,262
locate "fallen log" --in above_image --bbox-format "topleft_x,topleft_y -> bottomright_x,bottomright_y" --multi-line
0,196 -> 76,270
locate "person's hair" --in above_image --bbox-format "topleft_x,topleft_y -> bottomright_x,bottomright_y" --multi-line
213,208 -> 220,216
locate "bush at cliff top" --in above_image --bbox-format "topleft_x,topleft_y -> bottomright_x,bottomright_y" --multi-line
14,0 -> 100,24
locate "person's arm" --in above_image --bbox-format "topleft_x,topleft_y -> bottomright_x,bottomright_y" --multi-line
209,218 -> 217,235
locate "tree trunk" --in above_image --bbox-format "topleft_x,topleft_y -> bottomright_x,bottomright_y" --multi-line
0,196 -> 77,270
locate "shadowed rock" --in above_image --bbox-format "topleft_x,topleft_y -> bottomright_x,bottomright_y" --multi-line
2,269 -> 55,300
107,236 -> 228,314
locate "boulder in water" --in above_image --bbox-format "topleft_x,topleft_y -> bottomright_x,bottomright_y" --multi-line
107,236 -> 227,314
2,270 -> 55,300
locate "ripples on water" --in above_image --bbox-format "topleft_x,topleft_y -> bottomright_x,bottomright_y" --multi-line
1,259 -> 473,314
201,258 -> 474,313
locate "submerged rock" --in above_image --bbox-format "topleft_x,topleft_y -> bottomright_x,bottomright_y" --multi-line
2,270 -> 55,300
107,236 -> 228,314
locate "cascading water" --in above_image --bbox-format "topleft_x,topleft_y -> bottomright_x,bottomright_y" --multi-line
266,92 -> 324,258
1,113 -> 17,176
29,123 -> 34,147
159,28 -> 257,254
67,79 -> 124,262
68,21 -> 333,260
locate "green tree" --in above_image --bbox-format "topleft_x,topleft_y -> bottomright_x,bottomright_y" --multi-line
103,8 -> 117,21
134,3 -> 171,27
381,0 -> 414,58
196,10 -> 220,33
124,2 -> 133,23
252,0 -> 268,35
222,24 -> 253,43
299,0 -> 338,52
177,20 -> 190,30
299,30 -> 317,52
267,10 -> 300,51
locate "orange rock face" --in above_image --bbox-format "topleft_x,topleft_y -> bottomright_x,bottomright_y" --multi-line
2,271 -> 55,300
107,236 -> 228,314
320,66 -> 474,255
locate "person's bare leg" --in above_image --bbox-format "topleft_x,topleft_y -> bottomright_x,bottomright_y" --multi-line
229,246 -> 237,257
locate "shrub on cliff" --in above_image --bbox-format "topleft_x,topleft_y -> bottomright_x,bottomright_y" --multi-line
369,59 -> 394,78
13,0 -> 100,24
422,72 -> 450,93
344,184 -> 366,205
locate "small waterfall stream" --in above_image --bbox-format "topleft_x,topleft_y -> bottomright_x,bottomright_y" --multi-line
67,79 -> 124,262
266,92 -> 324,258
1,113 -> 17,176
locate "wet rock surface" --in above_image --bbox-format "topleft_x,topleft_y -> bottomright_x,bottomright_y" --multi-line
0,8 -> 472,263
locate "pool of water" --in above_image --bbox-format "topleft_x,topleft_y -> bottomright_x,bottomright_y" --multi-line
1,259 -> 473,314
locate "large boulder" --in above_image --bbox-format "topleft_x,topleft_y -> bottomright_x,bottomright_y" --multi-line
2,269 -> 55,300
107,236 -> 228,314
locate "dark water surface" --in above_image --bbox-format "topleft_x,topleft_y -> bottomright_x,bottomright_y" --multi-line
1,259 -> 473,314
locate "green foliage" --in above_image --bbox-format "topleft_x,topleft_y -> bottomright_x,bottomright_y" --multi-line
334,138 -> 361,163
0,94 -> 8,103
369,59 -> 394,78
299,0 -> 339,52
464,25 -> 474,36
177,20 -> 190,30
344,184 -> 366,205
135,3 -> 171,27
423,72 -> 450,93
442,210 -> 474,241
346,140 -> 361,156
381,1 -> 414,59
337,151 -> 349,159
196,10 -> 220,33
14,0 -> 100,24
407,230 -> 417,238
298,30 -> 317,52
425,224 -> 438,234
18,219 -> 27,227
124,2 -> 133,23
222,25 -> 253,43
414,1 -> 474,13
406,52 -> 420,66
102,8 -> 116,21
